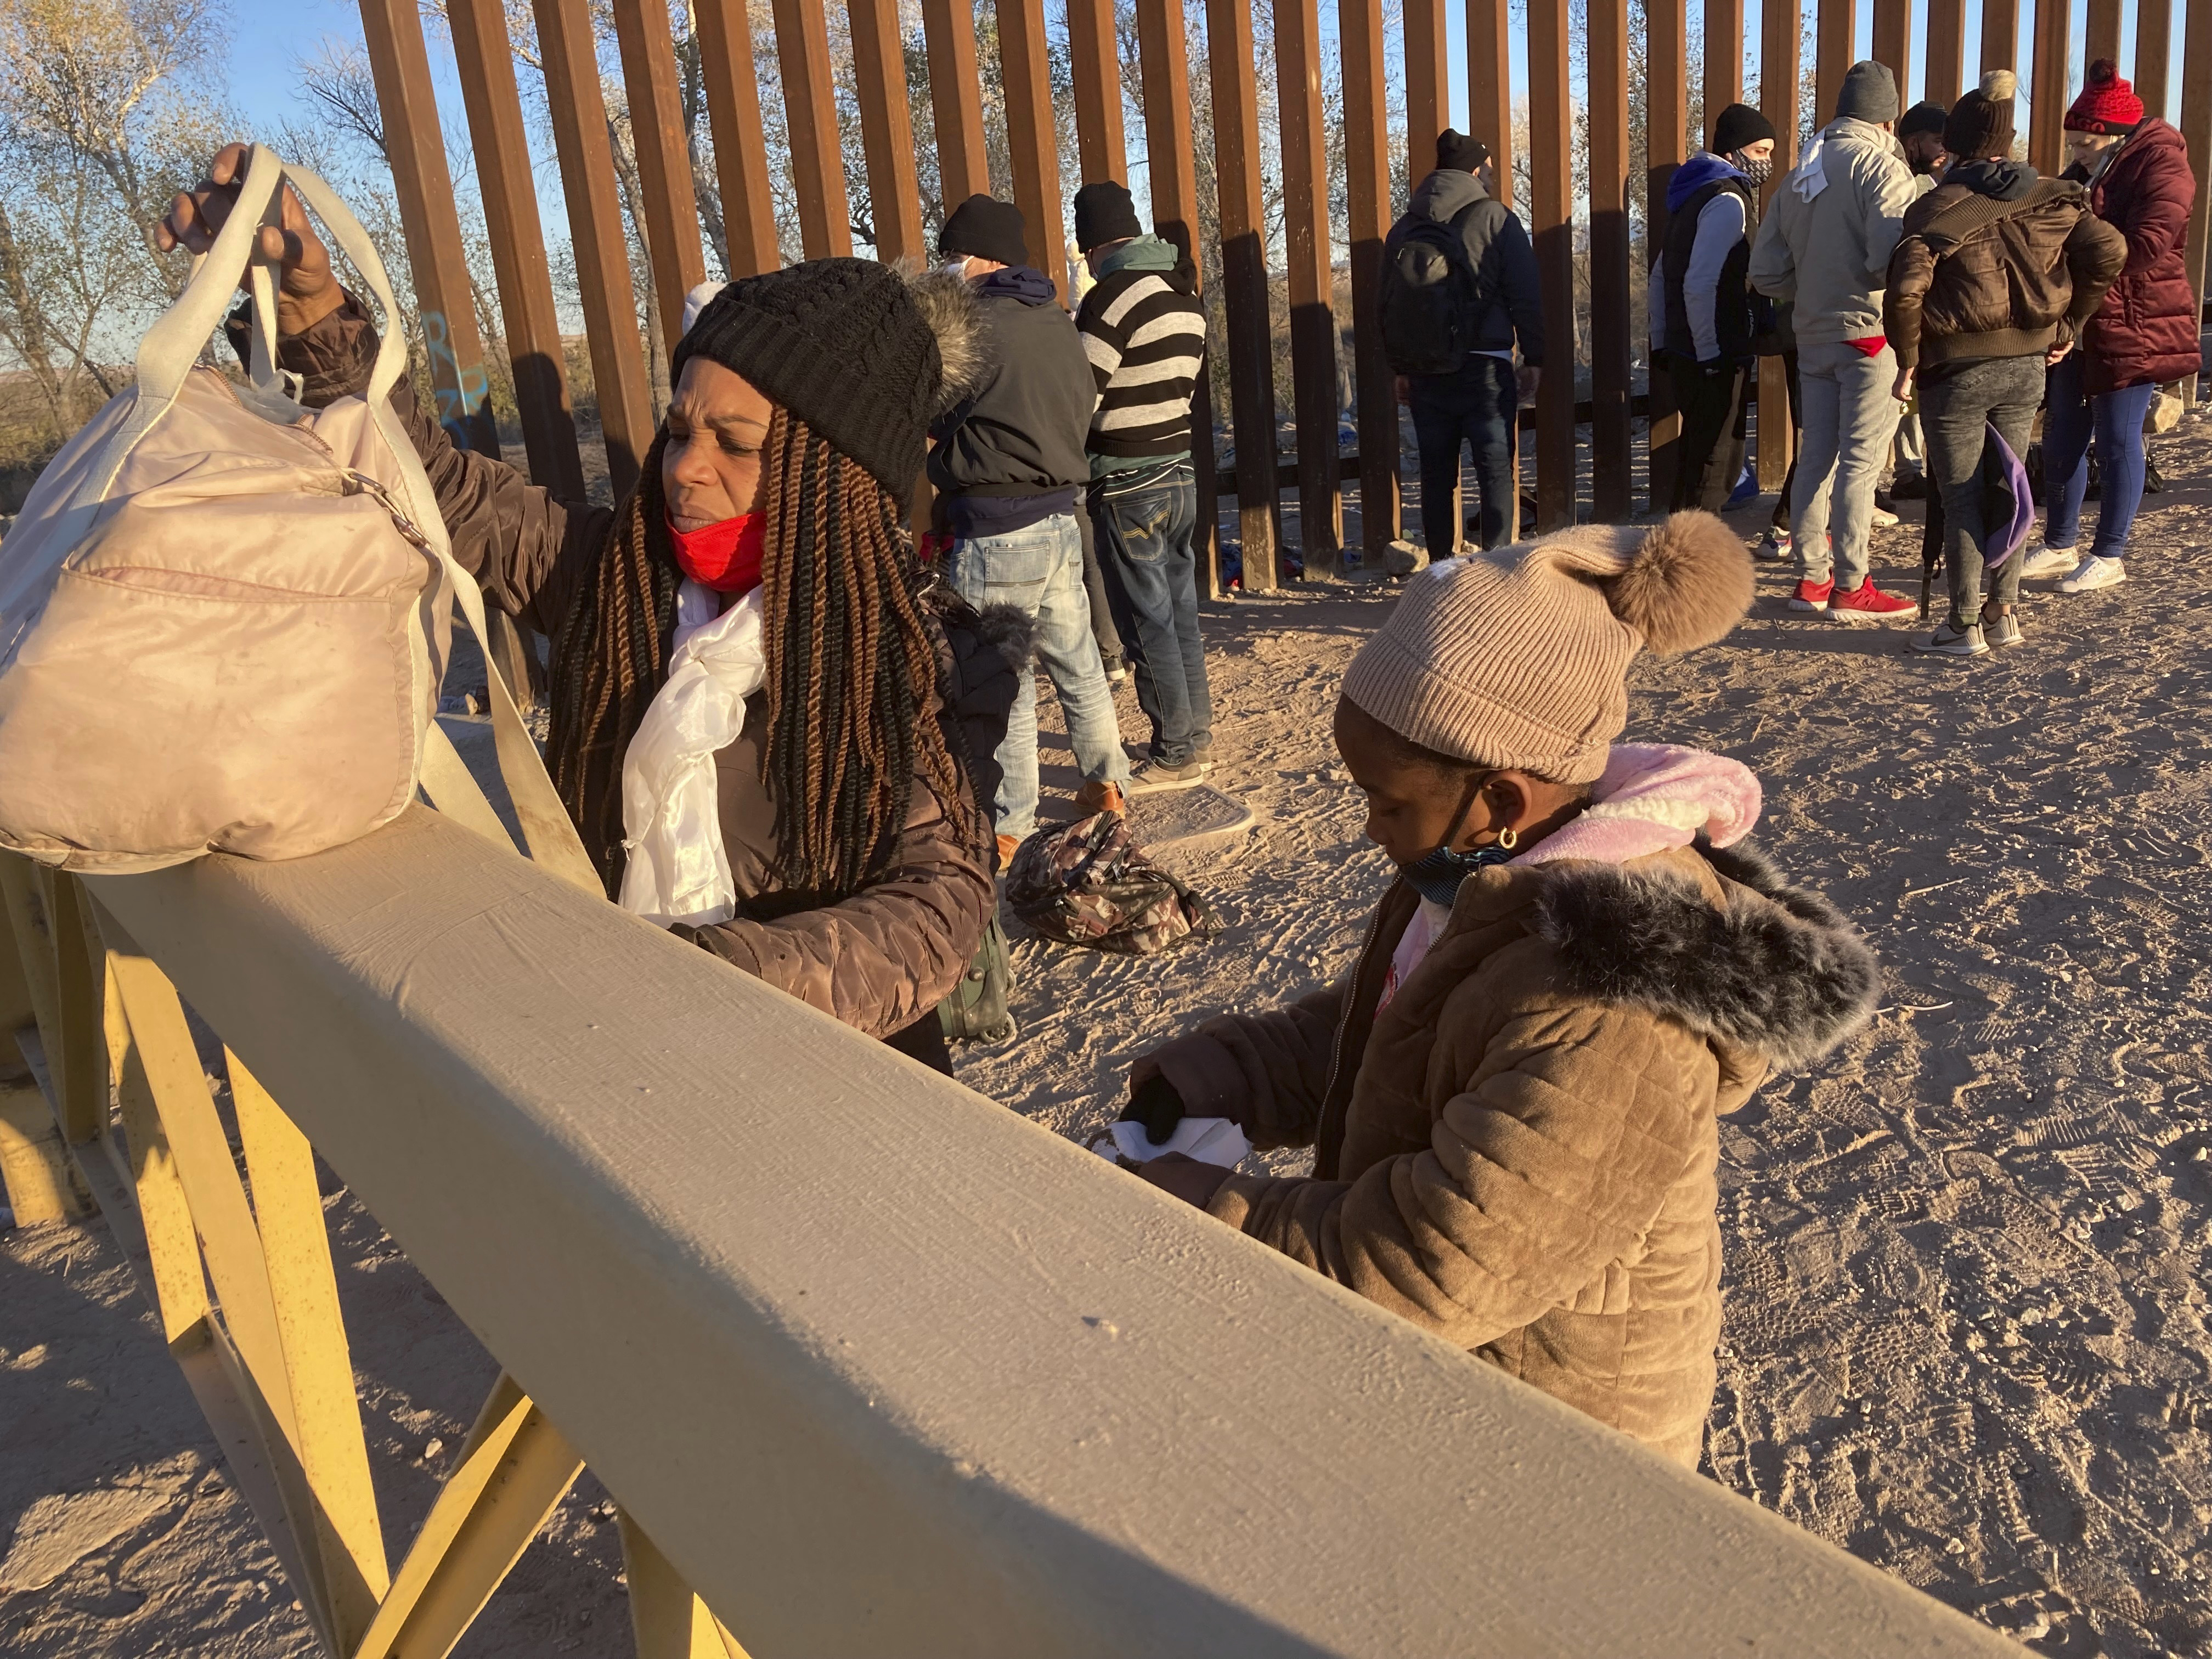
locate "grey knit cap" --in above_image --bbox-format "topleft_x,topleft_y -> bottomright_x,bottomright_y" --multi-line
1836,60 -> 1900,124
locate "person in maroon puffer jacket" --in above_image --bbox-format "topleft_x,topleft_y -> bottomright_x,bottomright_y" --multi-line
2024,61 -> 2199,596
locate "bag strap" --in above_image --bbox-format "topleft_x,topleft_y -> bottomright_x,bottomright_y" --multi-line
276,156 -> 602,898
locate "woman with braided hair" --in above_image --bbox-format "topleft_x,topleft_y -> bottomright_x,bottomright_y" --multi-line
161,148 -> 1003,1073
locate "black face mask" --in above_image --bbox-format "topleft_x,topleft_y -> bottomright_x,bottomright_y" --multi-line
1397,773 -> 1515,907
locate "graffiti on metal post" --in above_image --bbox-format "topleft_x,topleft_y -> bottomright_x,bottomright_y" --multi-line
422,310 -> 492,441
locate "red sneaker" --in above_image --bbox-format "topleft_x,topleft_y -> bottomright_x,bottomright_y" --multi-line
1828,578 -> 1916,622
1789,577 -> 1835,612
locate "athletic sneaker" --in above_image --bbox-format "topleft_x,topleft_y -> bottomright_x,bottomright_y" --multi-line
1126,755 -> 1210,792
1790,577 -> 1835,612
1727,463 -> 1760,508
1754,528 -> 1792,563
1910,619 -> 1989,656
1870,493 -> 1901,527
1984,608 -> 2024,647
2059,554 -> 2126,594
1828,578 -> 1917,622
2021,543 -> 2081,580
1102,654 -> 1128,686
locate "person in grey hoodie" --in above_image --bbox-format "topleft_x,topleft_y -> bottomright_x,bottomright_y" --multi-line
1387,130 -> 1545,552
930,194 -> 1130,862
1750,61 -> 1921,622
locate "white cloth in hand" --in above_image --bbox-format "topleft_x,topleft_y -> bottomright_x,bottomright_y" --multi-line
1090,1116 -> 1251,1169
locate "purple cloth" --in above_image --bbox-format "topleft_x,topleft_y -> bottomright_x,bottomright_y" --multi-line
1983,421 -> 2034,569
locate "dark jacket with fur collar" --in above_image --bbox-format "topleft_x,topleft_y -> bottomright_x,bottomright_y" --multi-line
1140,839 -> 1877,1465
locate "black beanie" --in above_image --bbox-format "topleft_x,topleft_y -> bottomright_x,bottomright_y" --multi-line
1946,70 -> 2019,158
672,259 -> 970,512
1709,103 -> 1776,155
1898,100 -> 1948,139
939,194 -> 1030,267
1436,128 -> 1490,173
1073,180 -> 1144,252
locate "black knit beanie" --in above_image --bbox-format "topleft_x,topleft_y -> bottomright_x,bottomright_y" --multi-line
1436,128 -> 1490,173
1709,103 -> 1776,154
672,259 -> 965,512
939,194 -> 1030,267
1898,100 -> 1949,139
1073,180 -> 1144,252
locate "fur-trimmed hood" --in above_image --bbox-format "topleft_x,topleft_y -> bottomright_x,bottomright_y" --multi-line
1530,838 -> 1881,1071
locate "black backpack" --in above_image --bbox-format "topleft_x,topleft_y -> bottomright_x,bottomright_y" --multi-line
1380,202 -> 1487,376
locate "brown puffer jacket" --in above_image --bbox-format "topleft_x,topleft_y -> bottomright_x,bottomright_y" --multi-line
275,300 -> 998,1044
1884,170 -> 2126,372
1138,840 -> 1879,1465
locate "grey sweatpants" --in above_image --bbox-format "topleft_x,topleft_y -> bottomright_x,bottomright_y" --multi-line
1791,338 -> 1898,592
1920,355 -> 2043,628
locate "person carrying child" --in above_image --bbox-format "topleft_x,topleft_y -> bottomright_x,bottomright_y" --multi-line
1118,514 -> 1881,1464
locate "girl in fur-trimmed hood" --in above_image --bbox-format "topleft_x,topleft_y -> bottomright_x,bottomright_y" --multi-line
1124,512 -> 1881,1464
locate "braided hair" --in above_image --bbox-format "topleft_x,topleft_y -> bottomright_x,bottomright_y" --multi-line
545,412 -> 964,902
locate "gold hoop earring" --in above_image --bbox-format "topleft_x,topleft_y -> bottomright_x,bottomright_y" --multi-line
1497,826 -> 1519,851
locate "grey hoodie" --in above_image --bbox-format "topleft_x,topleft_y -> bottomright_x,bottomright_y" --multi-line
1748,117 -> 1917,346
1395,168 -> 1547,368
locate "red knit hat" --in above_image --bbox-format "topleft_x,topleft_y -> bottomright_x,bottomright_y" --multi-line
2066,59 -> 2143,134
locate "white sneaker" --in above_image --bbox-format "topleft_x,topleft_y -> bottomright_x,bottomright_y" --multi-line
1754,529 -> 1792,563
1870,503 -> 1900,527
2059,555 -> 2125,594
2021,543 -> 2081,580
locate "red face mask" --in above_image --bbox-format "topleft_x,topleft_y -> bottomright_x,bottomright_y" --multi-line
666,511 -> 767,594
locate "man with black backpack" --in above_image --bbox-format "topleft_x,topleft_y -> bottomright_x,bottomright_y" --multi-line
1649,104 -> 1777,512
1383,130 -> 1544,554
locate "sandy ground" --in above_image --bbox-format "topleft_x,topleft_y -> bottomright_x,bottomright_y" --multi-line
7,424 -> 2212,1656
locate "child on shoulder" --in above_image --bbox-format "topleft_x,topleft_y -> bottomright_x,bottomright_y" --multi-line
1123,513 -> 1881,1465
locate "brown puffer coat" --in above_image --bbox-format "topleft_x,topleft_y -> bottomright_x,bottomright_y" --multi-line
277,299 -> 998,1044
1884,170 -> 2126,371
1139,840 -> 1879,1465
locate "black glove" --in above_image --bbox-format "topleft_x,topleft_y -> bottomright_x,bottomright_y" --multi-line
1119,1073 -> 1188,1144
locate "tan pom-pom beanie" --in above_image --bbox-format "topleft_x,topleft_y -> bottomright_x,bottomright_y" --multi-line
1340,511 -> 1753,784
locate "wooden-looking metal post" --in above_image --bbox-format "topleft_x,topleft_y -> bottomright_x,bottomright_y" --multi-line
1872,0 -> 1911,101
772,0 -> 854,258
2181,0 -> 2212,399
1589,0 -> 1632,520
609,0 -> 708,354
445,0 -> 585,499
1528,0 -> 1576,531
996,0 -> 1068,293
1926,0 -> 1967,104
1706,0 -> 1745,115
1205,0 -> 1280,585
2029,0 -> 2070,177
1757,0 -> 1799,493
922,0 -> 993,208
356,0 -> 499,457
2086,0 -> 2121,69
1273,0 -> 1341,577
1069,0 -> 1127,184
1403,0 -> 1450,191
532,0 -> 654,499
1469,0 -> 1515,205
1135,0 -> 1224,595
849,0 -> 927,262
1818,0 -> 1857,122
692,0 -> 781,275
1340,0 -> 1400,556
1646,0 -> 1688,512
1982,0 -> 2019,80
2137,0 -> 2174,117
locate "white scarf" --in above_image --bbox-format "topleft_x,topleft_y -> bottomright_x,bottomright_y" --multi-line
617,578 -> 767,928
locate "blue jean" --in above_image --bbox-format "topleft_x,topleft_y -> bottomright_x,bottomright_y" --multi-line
1409,355 -> 1517,552
1088,461 -> 1213,768
2041,354 -> 2157,561
946,514 -> 1130,840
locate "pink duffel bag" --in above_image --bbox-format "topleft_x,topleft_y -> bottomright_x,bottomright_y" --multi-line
0,146 -> 592,887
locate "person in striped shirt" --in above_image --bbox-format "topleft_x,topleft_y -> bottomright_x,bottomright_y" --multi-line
1073,181 -> 1216,791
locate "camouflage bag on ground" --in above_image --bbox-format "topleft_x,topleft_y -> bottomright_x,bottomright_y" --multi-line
1006,812 -> 1222,956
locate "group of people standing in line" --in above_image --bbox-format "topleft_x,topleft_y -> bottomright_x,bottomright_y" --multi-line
1654,56 -> 2198,654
